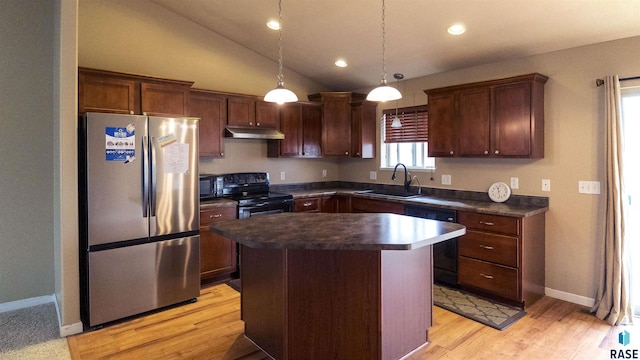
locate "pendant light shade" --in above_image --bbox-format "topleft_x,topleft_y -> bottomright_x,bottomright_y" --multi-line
264,81 -> 298,104
367,0 -> 402,102
264,0 -> 298,104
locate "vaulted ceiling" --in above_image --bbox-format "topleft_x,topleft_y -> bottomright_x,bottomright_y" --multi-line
150,0 -> 640,91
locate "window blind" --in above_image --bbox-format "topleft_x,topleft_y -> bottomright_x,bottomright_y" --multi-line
382,105 -> 428,143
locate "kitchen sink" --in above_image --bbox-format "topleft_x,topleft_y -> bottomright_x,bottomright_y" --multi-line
358,189 -> 421,198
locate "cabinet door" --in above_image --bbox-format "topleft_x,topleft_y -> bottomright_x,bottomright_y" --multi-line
351,101 -> 377,158
279,103 -> 302,157
190,90 -> 226,158
79,71 -> 137,114
140,82 -> 190,116
200,206 -> 237,281
321,196 -> 338,213
427,92 -> 457,157
458,87 -> 491,156
227,96 -> 256,126
492,81 -> 532,157
301,104 -> 322,157
322,94 -> 352,157
255,100 -> 279,128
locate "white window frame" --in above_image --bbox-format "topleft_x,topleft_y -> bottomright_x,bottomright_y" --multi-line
380,113 -> 436,171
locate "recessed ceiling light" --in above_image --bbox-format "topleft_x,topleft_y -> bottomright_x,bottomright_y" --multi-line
334,59 -> 348,68
447,23 -> 466,35
267,19 -> 280,30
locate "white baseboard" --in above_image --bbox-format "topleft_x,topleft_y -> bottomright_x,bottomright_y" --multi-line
60,321 -> 84,337
0,294 -> 56,313
545,287 -> 595,308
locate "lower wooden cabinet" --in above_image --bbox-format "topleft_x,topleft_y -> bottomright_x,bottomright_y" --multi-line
199,204 -> 237,283
294,197 -> 321,212
457,210 -> 545,308
350,197 -> 404,214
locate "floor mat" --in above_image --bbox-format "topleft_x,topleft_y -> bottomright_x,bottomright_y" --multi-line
433,284 -> 526,330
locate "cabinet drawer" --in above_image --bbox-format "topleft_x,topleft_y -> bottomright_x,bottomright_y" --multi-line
459,230 -> 518,267
200,206 -> 236,226
350,197 -> 404,214
457,211 -> 519,236
459,257 -> 518,300
294,198 -> 321,212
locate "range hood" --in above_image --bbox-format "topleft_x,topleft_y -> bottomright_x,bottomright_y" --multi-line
224,126 -> 285,140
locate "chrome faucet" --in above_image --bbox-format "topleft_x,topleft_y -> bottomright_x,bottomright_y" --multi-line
391,163 -> 412,192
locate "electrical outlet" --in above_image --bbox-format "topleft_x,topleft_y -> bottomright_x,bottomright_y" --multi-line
510,177 -> 519,189
370,171 -> 377,180
322,169 -> 327,178
442,174 -> 451,185
542,179 -> 550,192
280,171 -> 285,181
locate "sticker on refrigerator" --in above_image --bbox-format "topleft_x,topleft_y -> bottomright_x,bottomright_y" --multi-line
105,125 -> 135,161
164,143 -> 190,174
157,133 -> 177,147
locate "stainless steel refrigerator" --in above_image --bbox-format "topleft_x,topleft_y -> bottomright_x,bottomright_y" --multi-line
79,112 -> 200,329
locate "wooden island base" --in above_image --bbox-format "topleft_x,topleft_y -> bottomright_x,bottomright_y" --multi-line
241,245 -> 432,360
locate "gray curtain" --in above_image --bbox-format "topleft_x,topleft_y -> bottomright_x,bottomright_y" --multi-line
592,75 -> 633,325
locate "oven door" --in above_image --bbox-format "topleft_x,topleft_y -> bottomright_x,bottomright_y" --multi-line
238,200 -> 293,219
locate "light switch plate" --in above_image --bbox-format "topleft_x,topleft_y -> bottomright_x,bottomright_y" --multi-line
369,171 -> 377,180
579,181 -> 601,194
510,177 -> 519,189
442,174 -> 451,185
280,171 -> 285,180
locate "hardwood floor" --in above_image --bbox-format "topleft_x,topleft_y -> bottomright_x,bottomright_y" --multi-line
68,284 -> 621,359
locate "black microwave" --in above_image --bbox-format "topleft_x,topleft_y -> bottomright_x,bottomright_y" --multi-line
199,174 -> 224,200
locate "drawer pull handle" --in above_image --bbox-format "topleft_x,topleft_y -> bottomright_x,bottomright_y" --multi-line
210,214 -> 222,218
479,273 -> 494,280
479,245 -> 494,250
479,221 -> 495,226
303,202 -> 313,207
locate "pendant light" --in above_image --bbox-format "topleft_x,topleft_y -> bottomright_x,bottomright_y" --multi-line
264,0 -> 298,104
390,73 -> 403,128
366,0 -> 402,102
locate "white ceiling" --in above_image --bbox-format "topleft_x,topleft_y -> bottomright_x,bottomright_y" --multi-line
149,0 -> 640,91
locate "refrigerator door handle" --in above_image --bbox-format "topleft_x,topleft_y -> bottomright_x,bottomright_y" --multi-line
150,136 -> 157,217
142,136 -> 149,218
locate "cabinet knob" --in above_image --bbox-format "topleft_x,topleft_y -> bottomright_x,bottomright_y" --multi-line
479,245 -> 494,250
484,150 -> 489,155
494,150 -> 500,154
129,111 -> 134,115
344,151 -> 349,155
356,152 -> 360,156
209,213 -> 222,218
249,122 -> 253,126
303,201 -> 313,207
256,122 -> 261,126
449,150 -> 454,155
479,273 -> 494,280
220,152 -> 224,156
479,221 -> 495,226
142,112 -> 147,116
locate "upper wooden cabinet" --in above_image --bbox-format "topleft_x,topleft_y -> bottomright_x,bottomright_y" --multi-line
78,67 -> 193,116
267,102 -> 322,158
424,73 -> 547,158
190,89 -> 226,158
227,96 -> 278,129
350,100 -> 377,159
308,92 -> 375,158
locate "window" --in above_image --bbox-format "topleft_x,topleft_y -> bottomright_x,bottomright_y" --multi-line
380,105 -> 435,170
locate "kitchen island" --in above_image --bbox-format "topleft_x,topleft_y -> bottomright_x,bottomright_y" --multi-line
211,212 -> 466,360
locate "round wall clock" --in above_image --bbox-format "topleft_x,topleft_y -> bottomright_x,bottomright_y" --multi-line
488,182 -> 511,203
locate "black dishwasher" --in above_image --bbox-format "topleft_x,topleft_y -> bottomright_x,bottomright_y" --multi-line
405,205 -> 459,287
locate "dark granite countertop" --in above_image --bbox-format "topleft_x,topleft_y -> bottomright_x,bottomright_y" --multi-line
286,188 -> 548,217
210,212 -> 466,251
200,198 -> 237,209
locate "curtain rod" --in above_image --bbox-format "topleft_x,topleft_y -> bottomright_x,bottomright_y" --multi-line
595,76 -> 640,87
